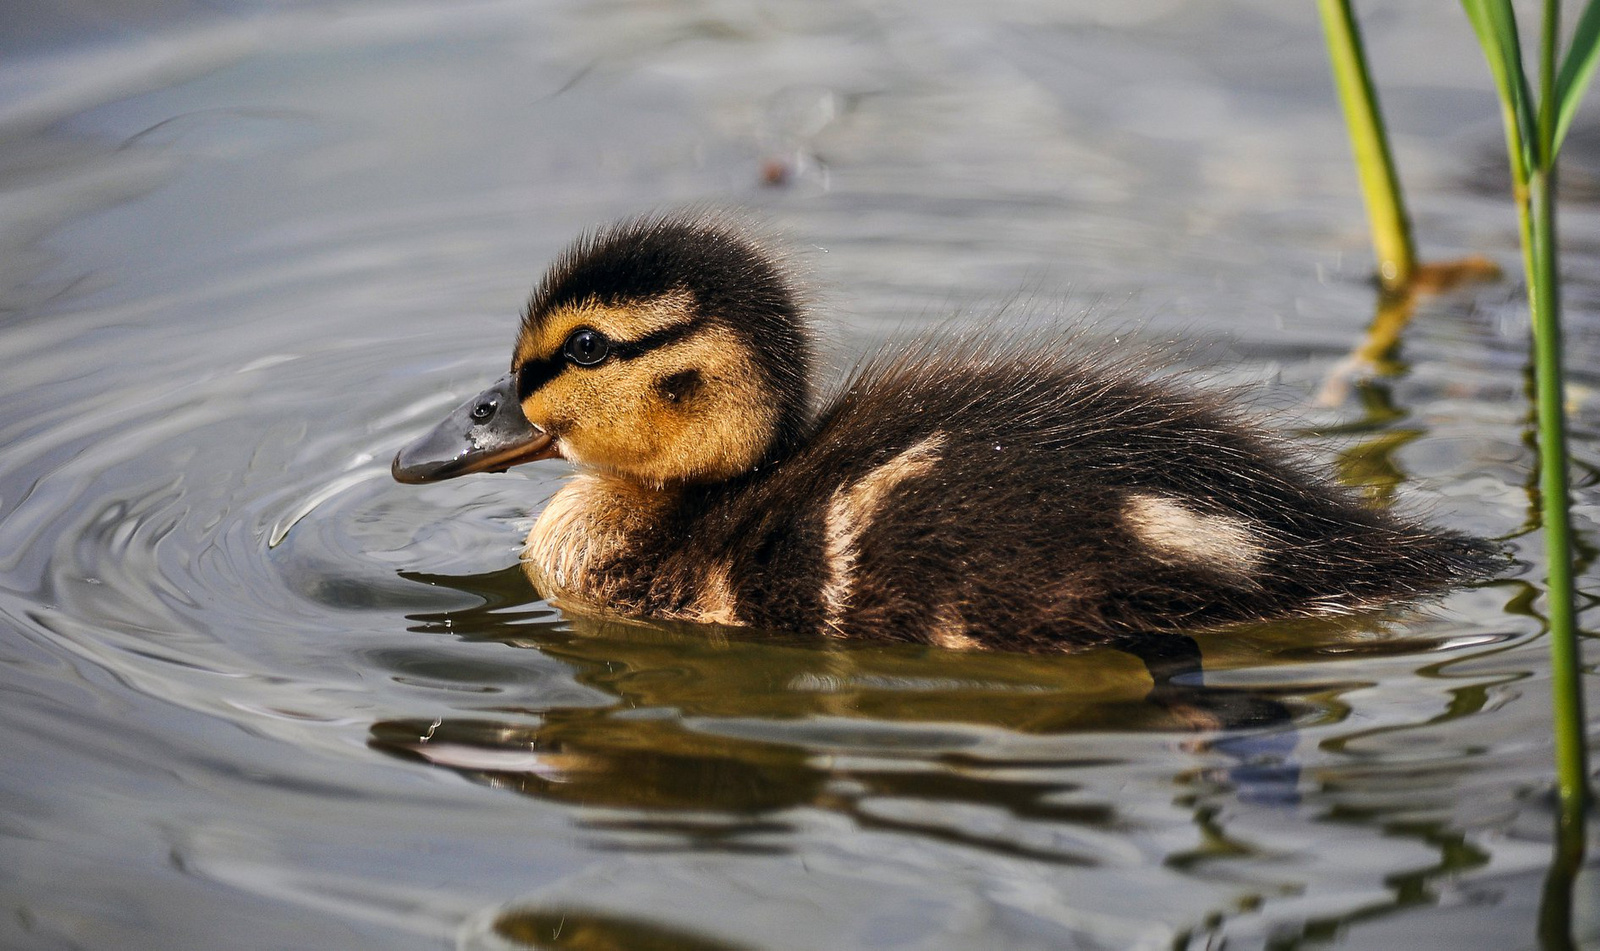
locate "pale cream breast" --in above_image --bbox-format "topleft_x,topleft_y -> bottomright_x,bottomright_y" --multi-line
522,474 -> 673,607
522,474 -> 743,625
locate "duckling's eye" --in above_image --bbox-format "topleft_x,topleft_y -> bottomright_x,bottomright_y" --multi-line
563,329 -> 610,367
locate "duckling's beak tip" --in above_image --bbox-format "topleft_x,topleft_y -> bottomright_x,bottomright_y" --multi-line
391,373 -> 558,486
390,449 -> 431,484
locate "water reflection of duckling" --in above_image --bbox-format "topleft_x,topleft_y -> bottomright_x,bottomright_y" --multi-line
393,213 -> 1498,651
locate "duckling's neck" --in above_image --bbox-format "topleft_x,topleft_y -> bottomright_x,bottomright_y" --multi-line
521,408 -> 812,613
522,472 -> 686,609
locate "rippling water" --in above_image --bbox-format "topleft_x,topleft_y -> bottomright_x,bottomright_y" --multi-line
2,1 -> 1598,948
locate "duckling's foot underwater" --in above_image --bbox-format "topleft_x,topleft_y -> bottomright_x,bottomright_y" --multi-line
393,213 -> 1502,652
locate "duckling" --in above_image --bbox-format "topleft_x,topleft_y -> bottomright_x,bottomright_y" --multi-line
393,213 -> 1498,651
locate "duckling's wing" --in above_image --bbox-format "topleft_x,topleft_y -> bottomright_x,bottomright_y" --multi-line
767,334 -> 1496,647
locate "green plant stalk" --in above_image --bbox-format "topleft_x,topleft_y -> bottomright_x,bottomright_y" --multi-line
1527,168 -> 1589,834
1469,0 -> 1591,840
1509,103 -> 1539,301
1538,0 -> 1592,841
1317,0 -> 1416,291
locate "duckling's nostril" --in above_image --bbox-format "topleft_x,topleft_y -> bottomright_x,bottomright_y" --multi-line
471,398 -> 497,420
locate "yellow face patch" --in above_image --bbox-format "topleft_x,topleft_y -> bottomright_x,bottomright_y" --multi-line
515,290 -> 697,368
514,293 -> 779,486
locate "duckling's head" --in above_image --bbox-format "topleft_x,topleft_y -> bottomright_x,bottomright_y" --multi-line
393,214 -> 813,488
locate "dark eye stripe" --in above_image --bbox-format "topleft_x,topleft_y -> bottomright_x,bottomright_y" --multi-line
515,319 -> 702,400
608,320 -> 700,360
516,353 -> 564,400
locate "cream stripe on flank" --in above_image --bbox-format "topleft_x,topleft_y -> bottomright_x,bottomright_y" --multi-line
820,432 -> 947,633
689,560 -> 742,626
929,602 -> 980,650
1122,492 -> 1264,580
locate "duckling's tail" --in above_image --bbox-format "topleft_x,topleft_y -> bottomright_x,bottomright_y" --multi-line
1280,524 -> 1506,619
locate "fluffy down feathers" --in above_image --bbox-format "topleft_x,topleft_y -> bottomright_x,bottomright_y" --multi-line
405,212 -> 1500,650
533,331 -> 1496,649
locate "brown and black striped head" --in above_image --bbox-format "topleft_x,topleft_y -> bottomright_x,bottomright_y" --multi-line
393,214 -> 813,487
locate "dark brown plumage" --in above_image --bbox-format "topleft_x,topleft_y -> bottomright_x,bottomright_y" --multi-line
393,213 -> 1500,651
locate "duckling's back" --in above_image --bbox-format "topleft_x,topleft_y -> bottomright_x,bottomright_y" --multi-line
664,338 -> 1498,650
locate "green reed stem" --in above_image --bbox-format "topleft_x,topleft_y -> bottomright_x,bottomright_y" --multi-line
1318,0 -> 1416,291
1537,0 -> 1592,845
1330,3 -> 1592,937
1528,167 -> 1589,831
1529,170 -> 1587,951
1464,0 -> 1590,910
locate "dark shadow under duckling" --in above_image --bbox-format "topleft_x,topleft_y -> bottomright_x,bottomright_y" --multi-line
393,213 -> 1500,652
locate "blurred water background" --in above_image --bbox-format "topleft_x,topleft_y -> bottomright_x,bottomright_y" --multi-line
1,1 -> 1598,948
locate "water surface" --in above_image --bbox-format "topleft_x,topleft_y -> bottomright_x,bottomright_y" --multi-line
2,1 -> 1597,948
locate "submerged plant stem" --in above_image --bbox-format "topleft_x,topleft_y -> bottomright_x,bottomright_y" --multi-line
1318,0 -> 1416,291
